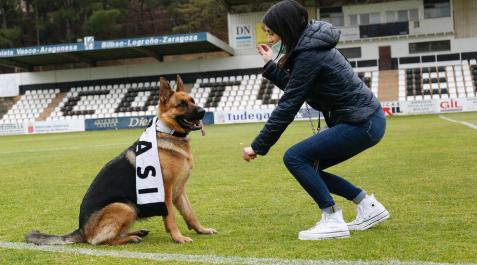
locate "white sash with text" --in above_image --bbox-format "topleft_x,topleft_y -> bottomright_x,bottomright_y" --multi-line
135,117 -> 165,205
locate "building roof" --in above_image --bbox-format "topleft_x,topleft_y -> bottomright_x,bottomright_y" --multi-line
223,0 -> 400,12
0,32 -> 233,71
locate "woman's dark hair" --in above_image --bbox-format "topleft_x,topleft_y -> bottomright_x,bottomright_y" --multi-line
263,0 -> 308,69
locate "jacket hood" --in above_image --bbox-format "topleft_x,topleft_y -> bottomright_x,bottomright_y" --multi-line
295,20 -> 340,51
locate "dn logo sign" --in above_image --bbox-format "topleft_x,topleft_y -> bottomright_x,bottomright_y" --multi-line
235,24 -> 252,48
236,25 -> 251,36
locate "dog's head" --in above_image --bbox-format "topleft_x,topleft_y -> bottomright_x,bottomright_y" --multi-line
158,75 -> 205,134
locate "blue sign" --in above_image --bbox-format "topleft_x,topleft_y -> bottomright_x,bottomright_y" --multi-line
0,33 -> 207,58
85,113 -> 214,131
202,112 -> 214,125
85,116 -> 152,131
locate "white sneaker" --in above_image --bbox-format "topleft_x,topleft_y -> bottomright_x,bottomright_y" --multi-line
298,210 -> 350,240
347,194 -> 390,231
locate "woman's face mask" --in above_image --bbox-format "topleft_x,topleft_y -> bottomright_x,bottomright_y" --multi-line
271,41 -> 285,55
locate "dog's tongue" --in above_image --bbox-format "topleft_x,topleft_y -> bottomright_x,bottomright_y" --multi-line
200,121 -> 205,136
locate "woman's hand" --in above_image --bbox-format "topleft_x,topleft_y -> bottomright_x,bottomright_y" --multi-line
257,44 -> 273,64
242,147 -> 257,162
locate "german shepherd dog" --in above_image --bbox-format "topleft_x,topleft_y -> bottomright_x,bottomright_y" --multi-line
26,76 -> 217,245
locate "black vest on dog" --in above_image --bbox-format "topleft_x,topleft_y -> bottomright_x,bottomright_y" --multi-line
78,141 -> 168,229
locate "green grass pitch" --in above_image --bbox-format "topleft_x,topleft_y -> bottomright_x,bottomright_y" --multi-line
0,112 -> 476,264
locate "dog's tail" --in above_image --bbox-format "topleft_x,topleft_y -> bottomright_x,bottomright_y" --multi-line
25,229 -> 84,245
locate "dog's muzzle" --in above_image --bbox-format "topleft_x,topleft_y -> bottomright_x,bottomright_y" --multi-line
177,106 -> 205,131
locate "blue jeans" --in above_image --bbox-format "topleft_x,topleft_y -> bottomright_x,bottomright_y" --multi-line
283,109 -> 386,209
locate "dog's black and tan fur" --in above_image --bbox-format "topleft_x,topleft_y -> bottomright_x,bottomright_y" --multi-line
26,76 -> 216,245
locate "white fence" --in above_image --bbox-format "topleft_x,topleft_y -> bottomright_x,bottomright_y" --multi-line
0,119 -> 84,136
1,98 -> 476,136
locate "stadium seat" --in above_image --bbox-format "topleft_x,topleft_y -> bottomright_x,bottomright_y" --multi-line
0,89 -> 59,123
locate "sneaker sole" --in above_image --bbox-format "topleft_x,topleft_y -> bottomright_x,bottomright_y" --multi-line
348,210 -> 390,231
298,230 -> 350,240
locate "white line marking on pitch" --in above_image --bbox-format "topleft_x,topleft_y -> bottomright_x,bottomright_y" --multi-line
439,115 -> 477,130
0,242 -> 475,265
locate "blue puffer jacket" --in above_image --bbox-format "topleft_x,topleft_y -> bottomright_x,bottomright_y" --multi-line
251,20 -> 381,155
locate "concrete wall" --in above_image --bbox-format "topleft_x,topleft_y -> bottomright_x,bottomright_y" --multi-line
338,0 -> 454,40
337,36 -> 477,61
453,0 -> 477,38
0,74 -> 21,97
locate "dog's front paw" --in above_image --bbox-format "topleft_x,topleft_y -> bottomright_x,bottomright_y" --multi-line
136,229 -> 150,237
129,235 -> 143,244
196,227 -> 218,235
173,235 -> 193,243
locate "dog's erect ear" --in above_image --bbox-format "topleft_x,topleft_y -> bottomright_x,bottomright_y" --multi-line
159,77 -> 173,103
176,75 -> 185,92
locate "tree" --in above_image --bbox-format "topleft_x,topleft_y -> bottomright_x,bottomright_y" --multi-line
1,0 -> 17,30
82,8 -> 123,38
172,0 -> 227,42
0,27 -> 21,48
0,0 -> 230,46
0,0 -> 21,48
22,0 -> 50,45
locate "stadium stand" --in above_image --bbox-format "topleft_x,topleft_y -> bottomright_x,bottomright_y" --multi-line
0,89 -> 58,124
0,97 -> 17,120
399,60 -> 477,101
50,82 -> 159,120
192,70 -> 379,112
0,69 -> 379,123
191,74 -> 274,111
